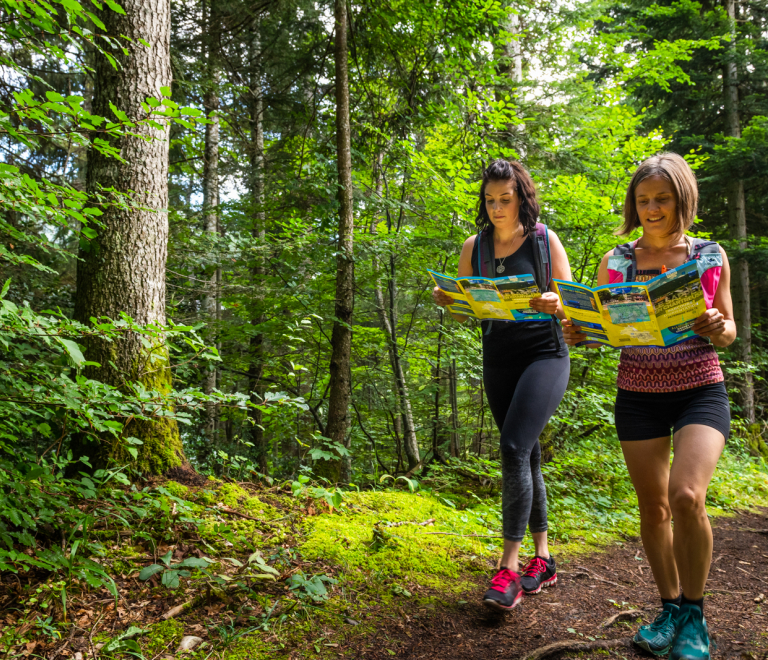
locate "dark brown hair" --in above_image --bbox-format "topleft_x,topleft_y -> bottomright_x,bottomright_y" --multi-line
619,152 -> 698,236
476,159 -> 540,235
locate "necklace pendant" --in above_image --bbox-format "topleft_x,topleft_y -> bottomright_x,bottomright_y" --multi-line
496,264 -> 505,274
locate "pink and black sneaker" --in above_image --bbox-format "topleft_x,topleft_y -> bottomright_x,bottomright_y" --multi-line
520,555 -> 557,594
482,568 -> 523,611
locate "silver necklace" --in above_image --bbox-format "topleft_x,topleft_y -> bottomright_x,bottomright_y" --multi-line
495,227 -> 523,274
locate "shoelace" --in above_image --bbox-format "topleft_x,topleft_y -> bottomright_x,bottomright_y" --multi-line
674,609 -> 709,644
490,568 -> 518,592
649,608 -> 676,636
523,557 -> 547,578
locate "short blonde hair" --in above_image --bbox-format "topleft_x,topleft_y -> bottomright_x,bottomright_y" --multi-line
618,152 -> 698,236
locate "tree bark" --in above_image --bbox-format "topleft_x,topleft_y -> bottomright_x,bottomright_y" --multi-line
73,0 -> 184,474
723,0 -> 754,422
247,27 -> 269,473
449,358 -> 460,457
371,157 -> 419,470
202,0 -> 220,445
322,0 -> 355,482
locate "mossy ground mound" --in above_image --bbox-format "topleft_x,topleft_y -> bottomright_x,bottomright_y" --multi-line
4,446 -> 768,659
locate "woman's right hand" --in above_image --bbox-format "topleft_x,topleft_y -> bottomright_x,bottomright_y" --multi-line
561,318 -> 600,348
432,286 -> 454,307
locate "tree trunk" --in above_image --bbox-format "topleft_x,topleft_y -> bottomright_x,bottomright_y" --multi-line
73,0 -> 183,474
371,157 -> 419,470
723,0 -> 754,423
322,0 -> 355,482
449,358 -> 460,457
247,28 -> 269,473
202,0 -> 220,445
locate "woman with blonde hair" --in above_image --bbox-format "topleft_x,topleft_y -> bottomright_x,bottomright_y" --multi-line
563,153 -> 735,660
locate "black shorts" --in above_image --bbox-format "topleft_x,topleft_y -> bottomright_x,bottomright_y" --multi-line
615,382 -> 730,442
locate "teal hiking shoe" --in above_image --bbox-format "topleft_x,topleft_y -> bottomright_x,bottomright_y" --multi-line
671,603 -> 711,660
633,602 -> 678,656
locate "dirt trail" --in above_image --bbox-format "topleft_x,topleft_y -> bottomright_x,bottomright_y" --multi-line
360,510 -> 768,660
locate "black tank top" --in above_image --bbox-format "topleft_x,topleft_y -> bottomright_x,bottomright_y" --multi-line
471,233 -> 568,363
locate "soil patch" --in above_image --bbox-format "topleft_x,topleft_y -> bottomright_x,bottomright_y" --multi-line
357,510 -> 768,659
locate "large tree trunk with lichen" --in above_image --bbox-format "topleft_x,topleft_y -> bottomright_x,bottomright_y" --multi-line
73,0 -> 184,474
318,0 -> 354,483
723,0 -> 755,425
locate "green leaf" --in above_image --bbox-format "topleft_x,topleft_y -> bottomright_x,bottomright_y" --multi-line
58,339 -> 85,366
175,557 -> 211,569
0,279 -> 10,299
138,564 -> 164,581
161,570 -> 180,589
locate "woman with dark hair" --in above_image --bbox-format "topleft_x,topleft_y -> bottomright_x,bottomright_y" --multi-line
563,153 -> 735,660
432,158 -> 573,611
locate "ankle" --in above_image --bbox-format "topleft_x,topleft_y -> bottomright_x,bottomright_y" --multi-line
681,594 -> 704,612
661,594 -> 682,607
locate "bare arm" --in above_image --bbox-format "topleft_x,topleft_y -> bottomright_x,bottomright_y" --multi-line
692,246 -> 737,348
432,236 -> 475,323
561,250 -> 611,347
529,229 -> 573,319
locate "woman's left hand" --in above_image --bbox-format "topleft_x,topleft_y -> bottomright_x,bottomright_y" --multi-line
693,308 -> 728,338
529,291 -> 560,315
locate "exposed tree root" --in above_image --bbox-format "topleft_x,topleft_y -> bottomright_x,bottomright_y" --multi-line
521,637 -> 630,660
599,609 -> 643,628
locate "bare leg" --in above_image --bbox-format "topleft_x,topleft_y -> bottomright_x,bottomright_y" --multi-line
621,437 -> 680,600
500,540 -> 522,573
499,531 -> 550,573
669,424 -> 724,600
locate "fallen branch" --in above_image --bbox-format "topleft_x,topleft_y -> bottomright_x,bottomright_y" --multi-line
522,637 -> 630,660
215,506 -> 260,522
162,600 -> 193,620
739,528 -> 768,534
379,518 -> 435,528
420,532 -> 502,538
600,609 -> 643,628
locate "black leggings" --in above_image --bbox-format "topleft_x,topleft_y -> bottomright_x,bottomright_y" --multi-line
484,355 -> 570,541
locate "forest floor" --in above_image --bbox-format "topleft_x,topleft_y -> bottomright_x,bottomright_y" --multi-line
4,462 -> 768,660
358,510 -> 768,660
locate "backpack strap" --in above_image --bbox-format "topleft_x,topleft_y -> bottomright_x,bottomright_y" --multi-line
688,237 -> 723,281
533,222 -> 551,293
476,230 -> 495,334
608,241 -> 637,283
533,223 -> 562,350
476,229 -> 495,278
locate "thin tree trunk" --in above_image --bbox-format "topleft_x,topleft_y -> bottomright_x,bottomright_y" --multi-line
73,0 -> 183,473
449,358 -> 460,457
247,28 -> 269,473
322,0 -> 355,482
371,157 -> 419,469
724,0 -> 754,423
202,0 -> 220,445
432,311 -> 444,456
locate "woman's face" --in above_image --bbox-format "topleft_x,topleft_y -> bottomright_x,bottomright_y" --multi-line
485,179 -> 520,229
634,175 -> 678,238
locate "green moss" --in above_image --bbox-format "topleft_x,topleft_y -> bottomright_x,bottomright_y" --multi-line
219,483 -> 249,507
210,635 -> 285,660
302,491 -> 498,594
164,480 -> 189,498
141,619 -> 184,657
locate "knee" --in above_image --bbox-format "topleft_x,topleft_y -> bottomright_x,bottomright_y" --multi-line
638,501 -> 672,527
669,486 -> 705,518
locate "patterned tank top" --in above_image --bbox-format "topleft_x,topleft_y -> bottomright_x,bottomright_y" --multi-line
608,241 -> 724,393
